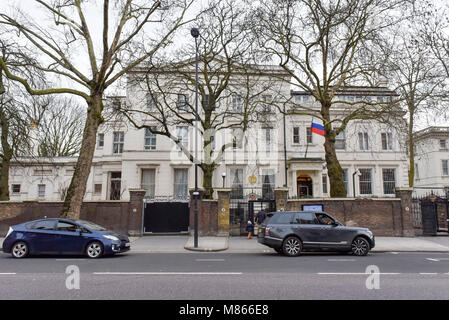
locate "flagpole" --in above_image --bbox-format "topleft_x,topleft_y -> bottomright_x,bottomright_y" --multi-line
304,117 -> 313,159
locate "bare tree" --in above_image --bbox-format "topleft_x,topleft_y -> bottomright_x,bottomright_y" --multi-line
416,1 -> 449,79
116,0 -> 287,198
376,9 -> 446,187
37,97 -> 85,157
253,0 -> 406,197
0,0 -> 196,218
0,37 -> 47,200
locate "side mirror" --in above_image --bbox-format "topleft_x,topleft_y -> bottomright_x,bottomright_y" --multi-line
332,221 -> 339,227
76,228 -> 83,235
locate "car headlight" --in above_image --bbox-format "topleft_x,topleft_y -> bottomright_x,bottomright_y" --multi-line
103,235 -> 119,241
6,227 -> 13,238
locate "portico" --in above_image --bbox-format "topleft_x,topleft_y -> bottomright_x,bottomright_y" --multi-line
288,158 -> 326,198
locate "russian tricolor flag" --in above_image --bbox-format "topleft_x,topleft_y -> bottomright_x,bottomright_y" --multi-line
311,122 -> 325,136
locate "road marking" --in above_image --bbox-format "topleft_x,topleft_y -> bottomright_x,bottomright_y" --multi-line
390,252 -> 399,255
317,273 -> 401,275
327,259 -> 356,262
318,272 -> 449,276
426,258 -> 449,262
195,259 -> 225,262
0,273 -> 16,275
426,258 -> 440,262
93,272 -> 242,275
419,273 -> 438,275
56,259 -> 86,261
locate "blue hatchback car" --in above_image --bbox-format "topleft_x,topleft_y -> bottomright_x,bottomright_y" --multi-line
2,218 -> 130,258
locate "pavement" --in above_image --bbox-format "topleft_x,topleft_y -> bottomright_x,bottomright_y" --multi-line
1,235 -> 449,253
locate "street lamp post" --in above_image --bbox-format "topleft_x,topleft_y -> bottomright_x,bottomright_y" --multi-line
191,27 -> 200,248
222,172 -> 226,188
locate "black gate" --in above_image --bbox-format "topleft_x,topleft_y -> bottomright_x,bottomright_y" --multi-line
421,200 -> 438,236
229,188 -> 276,236
413,189 -> 449,236
143,200 -> 189,233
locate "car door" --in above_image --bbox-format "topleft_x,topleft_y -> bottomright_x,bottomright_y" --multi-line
315,213 -> 350,249
54,221 -> 88,255
26,219 -> 59,254
291,212 -> 323,249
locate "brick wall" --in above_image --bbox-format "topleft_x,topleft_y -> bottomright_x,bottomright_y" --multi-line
436,201 -> 449,231
0,190 -> 146,236
189,192 -> 218,236
286,198 -> 414,236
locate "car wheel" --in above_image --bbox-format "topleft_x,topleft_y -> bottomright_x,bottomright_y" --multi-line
282,236 -> 302,257
351,237 -> 370,256
11,241 -> 29,259
86,241 -> 104,259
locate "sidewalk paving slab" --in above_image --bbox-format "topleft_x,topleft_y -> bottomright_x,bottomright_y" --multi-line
184,236 -> 228,252
130,235 -> 189,253
372,237 -> 449,252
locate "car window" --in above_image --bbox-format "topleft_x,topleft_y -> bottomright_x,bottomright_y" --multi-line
316,213 -> 335,225
30,220 -> 56,230
75,220 -> 107,231
293,212 -> 318,224
269,213 -> 293,224
25,222 -> 36,229
56,221 -> 79,232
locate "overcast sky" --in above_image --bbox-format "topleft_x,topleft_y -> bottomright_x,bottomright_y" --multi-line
2,0 -> 448,130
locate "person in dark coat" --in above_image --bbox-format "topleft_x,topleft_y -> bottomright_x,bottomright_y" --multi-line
255,209 -> 267,225
246,220 -> 254,239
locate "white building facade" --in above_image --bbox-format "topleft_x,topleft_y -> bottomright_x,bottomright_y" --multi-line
8,64 -> 410,202
414,127 -> 449,196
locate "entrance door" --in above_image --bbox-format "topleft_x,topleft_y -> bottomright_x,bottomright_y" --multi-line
297,175 -> 313,198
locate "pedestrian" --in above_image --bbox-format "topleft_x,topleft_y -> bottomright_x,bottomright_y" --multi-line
255,209 -> 267,225
246,220 -> 254,239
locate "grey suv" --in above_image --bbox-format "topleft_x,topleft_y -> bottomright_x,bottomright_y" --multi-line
257,211 -> 375,256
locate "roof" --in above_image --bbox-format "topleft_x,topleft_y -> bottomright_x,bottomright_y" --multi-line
128,55 -> 290,77
288,157 -> 325,162
414,127 -> 449,140
291,85 -> 398,97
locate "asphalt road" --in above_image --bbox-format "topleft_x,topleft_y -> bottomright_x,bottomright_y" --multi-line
1,251 -> 449,300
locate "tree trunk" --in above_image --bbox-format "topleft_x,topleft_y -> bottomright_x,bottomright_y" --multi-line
62,94 -> 104,219
0,109 -> 12,201
0,159 -> 10,201
322,104 -> 346,197
201,163 -> 216,199
408,115 -> 414,187
324,135 -> 346,197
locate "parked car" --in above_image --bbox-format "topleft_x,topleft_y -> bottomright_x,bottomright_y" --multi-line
2,218 -> 130,259
258,211 -> 375,256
